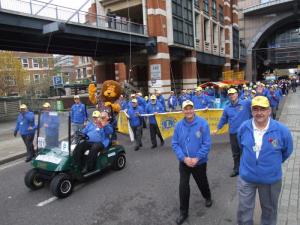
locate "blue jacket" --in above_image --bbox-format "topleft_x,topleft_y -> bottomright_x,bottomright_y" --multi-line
168,95 -> 178,110
82,122 -> 113,148
172,115 -> 211,165
157,95 -> 166,111
128,106 -> 144,127
15,111 -> 36,136
71,103 -> 88,124
145,101 -> 164,124
217,99 -> 252,134
136,96 -> 147,111
237,119 -> 293,184
191,94 -> 210,109
178,94 -> 190,106
267,92 -> 280,108
40,111 -> 59,136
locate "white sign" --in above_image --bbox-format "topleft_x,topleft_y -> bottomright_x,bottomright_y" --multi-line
37,137 -> 46,148
150,64 -> 162,88
35,155 -> 62,164
61,141 -> 69,152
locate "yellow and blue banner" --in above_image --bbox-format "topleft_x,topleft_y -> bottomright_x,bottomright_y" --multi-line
117,110 -> 228,140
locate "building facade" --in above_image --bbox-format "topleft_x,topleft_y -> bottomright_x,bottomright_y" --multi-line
87,0 -> 240,95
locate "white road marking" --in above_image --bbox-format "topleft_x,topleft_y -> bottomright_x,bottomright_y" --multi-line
36,197 -> 57,207
36,183 -> 85,207
0,159 -> 23,172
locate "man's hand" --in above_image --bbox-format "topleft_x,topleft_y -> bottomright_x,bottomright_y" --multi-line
212,129 -> 218,135
13,130 -> 17,137
190,158 -> 199,167
28,126 -> 33,130
184,157 -> 194,167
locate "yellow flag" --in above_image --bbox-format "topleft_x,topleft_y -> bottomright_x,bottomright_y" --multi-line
117,111 -> 129,134
155,109 -> 228,140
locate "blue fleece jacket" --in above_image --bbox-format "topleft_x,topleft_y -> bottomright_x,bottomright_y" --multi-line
237,119 -> 293,184
191,94 -> 210,109
178,94 -> 190,106
168,95 -> 178,110
82,122 -> 113,148
15,111 -> 36,136
217,99 -> 252,134
267,92 -> 280,108
145,101 -> 164,124
71,103 -> 88,124
172,115 -> 211,165
128,106 -> 144,127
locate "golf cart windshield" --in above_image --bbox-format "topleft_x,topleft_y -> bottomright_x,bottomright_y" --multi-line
37,111 -> 70,153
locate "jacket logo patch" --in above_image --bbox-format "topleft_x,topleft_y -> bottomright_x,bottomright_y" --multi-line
239,106 -> 243,111
196,131 -> 201,138
269,138 -> 278,148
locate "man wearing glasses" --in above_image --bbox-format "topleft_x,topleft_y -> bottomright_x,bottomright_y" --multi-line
172,100 -> 212,225
237,96 -> 293,225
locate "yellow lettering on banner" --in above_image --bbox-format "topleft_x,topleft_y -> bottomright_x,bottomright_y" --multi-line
117,111 -> 129,134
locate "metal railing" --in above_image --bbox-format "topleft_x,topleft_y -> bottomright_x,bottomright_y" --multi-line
0,0 -> 147,35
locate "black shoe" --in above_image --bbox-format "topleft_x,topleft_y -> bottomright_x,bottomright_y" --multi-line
139,143 -> 143,147
151,145 -> 157,149
205,198 -> 213,207
25,158 -> 32,163
230,171 -> 239,177
176,213 -> 188,225
134,146 -> 139,151
161,140 -> 164,146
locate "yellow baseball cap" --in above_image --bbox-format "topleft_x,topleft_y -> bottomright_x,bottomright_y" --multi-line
20,104 -> 27,109
92,110 -> 101,118
251,90 -> 256,94
131,99 -> 138,103
244,87 -> 249,90
182,100 -> 194,109
43,102 -> 51,108
74,95 -> 80,99
130,94 -> 136,97
251,96 -> 270,108
228,88 -> 237,94
150,95 -> 156,100
144,96 -> 148,100
195,87 -> 203,91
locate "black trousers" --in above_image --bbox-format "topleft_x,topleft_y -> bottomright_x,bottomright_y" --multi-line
229,133 -> 241,173
131,125 -> 142,147
73,141 -> 105,171
21,134 -> 35,159
149,123 -> 163,146
179,162 -> 211,215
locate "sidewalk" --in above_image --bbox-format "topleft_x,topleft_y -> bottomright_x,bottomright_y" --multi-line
277,89 -> 300,225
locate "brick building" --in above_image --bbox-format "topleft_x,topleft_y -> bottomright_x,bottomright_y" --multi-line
87,0 -> 240,95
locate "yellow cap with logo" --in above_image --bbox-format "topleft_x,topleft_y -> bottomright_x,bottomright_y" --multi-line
43,102 -> 51,108
228,88 -> 237,94
251,96 -> 270,108
182,100 -> 194,109
20,104 -> 27,109
132,99 -> 138,103
92,110 -> 101,118
195,87 -> 202,91
150,95 -> 157,100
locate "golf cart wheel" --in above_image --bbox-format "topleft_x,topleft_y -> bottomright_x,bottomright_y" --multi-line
50,174 -> 73,198
24,168 -> 44,190
113,153 -> 126,170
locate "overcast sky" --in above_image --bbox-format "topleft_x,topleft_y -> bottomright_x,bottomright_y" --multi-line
38,0 -> 91,11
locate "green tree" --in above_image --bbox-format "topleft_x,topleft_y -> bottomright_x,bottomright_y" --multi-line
0,51 -> 27,96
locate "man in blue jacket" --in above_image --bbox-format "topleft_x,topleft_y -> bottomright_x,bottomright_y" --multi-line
172,100 -> 212,225
14,104 -> 36,162
145,95 -> 165,148
71,95 -> 88,134
237,96 -> 293,225
128,99 -> 144,151
167,90 -> 178,111
40,102 -> 59,148
73,110 -> 113,172
191,87 -> 210,109
213,88 -> 252,177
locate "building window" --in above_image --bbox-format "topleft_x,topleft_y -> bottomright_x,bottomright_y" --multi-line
5,75 -> 16,86
203,0 -> 209,15
233,27 -> 240,59
24,75 -> 30,84
213,23 -> 218,45
219,5 -> 224,24
35,90 -> 42,98
172,0 -> 194,47
77,69 -> 81,79
33,58 -> 39,68
34,74 -> 40,83
83,68 -> 87,78
195,13 -> 200,39
204,18 -> 210,42
212,0 -> 217,19
42,58 -> 48,68
22,58 -> 28,68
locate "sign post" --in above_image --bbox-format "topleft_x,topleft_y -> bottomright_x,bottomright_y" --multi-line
150,64 -> 162,88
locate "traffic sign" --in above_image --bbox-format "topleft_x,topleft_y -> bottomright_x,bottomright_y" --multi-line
53,76 -> 63,87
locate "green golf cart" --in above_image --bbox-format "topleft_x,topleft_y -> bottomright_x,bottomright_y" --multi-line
24,111 -> 126,198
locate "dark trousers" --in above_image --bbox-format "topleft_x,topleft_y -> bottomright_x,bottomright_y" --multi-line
21,134 -> 35,160
229,133 -> 241,173
149,123 -> 163,146
179,162 -> 211,215
131,126 -> 142,147
73,141 -> 105,171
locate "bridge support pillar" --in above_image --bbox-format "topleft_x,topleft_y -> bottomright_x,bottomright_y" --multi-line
182,50 -> 198,90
